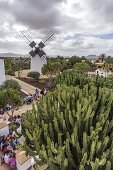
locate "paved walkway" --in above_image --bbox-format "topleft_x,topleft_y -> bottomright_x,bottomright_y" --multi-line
4,75 -> 38,121
6,75 -> 36,94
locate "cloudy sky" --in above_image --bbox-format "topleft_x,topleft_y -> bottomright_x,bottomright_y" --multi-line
0,0 -> 113,57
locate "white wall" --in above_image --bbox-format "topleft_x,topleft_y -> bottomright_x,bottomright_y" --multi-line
0,126 -> 9,136
16,158 -> 32,170
30,55 -> 46,74
0,118 -> 3,123
96,69 -> 111,78
0,59 -> 5,85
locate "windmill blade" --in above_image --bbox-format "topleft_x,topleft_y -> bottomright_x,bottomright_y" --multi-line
42,31 -> 55,46
38,49 -> 46,58
40,55 -> 47,63
22,55 -> 31,63
29,50 -> 36,57
19,30 -> 34,46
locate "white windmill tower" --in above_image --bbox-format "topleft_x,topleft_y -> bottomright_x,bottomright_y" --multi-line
19,31 -> 55,74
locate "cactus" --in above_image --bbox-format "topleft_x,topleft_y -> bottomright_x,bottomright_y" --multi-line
16,83 -> 113,170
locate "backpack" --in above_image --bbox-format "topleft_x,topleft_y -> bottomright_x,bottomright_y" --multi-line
10,158 -> 16,169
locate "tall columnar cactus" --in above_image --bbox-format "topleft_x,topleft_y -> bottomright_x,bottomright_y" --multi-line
16,84 -> 113,170
55,71 -> 113,90
55,71 -> 91,88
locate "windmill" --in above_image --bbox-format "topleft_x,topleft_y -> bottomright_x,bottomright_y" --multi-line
19,30 -> 55,74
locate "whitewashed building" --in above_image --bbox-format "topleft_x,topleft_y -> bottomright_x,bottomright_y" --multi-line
0,59 -> 5,85
96,68 -> 112,77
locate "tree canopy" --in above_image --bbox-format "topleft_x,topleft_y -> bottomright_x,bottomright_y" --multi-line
74,62 -> 91,74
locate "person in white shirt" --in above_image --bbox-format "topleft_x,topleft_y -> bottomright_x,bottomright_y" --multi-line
4,151 -> 9,164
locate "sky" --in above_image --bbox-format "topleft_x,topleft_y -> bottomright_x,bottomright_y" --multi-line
0,0 -> 113,57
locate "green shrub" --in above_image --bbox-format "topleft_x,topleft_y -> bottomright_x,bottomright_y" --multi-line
27,72 -> 40,80
5,70 -> 15,76
0,80 -> 21,91
0,88 -> 22,108
16,85 -> 113,170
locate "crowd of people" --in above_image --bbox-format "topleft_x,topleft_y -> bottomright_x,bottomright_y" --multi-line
23,87 -> 48,104
33,87 -> 48,100
0,132 -> 19,169
8,114 -> 24,124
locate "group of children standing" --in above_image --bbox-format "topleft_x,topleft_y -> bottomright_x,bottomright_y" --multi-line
0,134 -> 18,169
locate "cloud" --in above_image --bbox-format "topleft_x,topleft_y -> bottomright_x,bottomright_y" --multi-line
0,0 -> 113,56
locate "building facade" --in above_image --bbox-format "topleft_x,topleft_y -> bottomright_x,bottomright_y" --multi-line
0,59 -> 5,85
96,68 -> 112,77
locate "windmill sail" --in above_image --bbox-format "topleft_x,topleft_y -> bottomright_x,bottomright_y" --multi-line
19,30 -> 54,73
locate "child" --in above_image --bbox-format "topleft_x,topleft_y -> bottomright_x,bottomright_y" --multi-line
8,153 -> 16,170
4,151 -> 9,164
1,153 -> 4,165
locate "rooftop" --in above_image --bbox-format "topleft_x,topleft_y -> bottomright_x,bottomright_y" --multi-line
16,151 -> 31,165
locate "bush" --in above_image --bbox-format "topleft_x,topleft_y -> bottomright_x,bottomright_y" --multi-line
5,70 -> 15,76
27,72 -> 40,80
16,85 -> 113,170
0,80 -> 21,91
0,88 -> 22,108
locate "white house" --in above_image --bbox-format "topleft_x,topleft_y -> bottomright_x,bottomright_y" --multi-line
0,59 -> 5,85
96,68 -> 112,77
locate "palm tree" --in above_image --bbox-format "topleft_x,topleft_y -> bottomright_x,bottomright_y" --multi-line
99,54 -> 106,62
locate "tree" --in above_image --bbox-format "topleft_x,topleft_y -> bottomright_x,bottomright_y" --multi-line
66,56 -> 82,69
105,56 -> 113,64
4,58 -> 12,71
42,61 -> 62,88
74,62 -> 91,74
16,84 -> 113,170
99,54 -> 106,63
